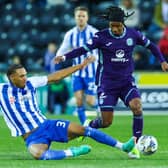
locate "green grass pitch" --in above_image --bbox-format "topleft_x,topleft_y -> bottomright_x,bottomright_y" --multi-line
0,113 -> 167,168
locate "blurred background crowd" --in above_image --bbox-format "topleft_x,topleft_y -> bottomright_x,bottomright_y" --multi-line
0,0 -> 168,114
0,0 -> 168,72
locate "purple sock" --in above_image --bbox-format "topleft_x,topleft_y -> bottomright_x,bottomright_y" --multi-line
89,117 -> 102,128
133,114 -> 143,141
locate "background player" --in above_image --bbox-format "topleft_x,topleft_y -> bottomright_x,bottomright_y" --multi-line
56,6 -> 98,124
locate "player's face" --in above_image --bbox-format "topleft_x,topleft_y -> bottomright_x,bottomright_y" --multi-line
109,22 -> 124,36
75,10 -> 88,29
10,68 -> 27,88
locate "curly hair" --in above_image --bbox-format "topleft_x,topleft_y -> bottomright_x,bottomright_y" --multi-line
100,6 -> 134,23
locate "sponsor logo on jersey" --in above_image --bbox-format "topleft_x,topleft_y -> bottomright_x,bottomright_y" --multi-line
111,49 -> 129,62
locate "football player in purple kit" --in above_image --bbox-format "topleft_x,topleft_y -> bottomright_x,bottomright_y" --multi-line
55,6 -> 168,159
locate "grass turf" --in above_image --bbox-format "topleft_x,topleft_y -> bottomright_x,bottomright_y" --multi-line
0,114 -> 167,168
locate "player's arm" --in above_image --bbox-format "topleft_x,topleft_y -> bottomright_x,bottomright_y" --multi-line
55,33 -> 100,64
48,56 -> 95,84
56,32 -> 72,57
147,42 -> 168,72
136,30 -> 168,72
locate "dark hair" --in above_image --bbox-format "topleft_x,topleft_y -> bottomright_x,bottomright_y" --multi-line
100,6 -> 134,23
7,64 -> 24,78
74,6 -> 89,15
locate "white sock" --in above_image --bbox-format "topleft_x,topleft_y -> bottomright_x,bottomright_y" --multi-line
64,149 -> 73,157
115,141 -> 123,150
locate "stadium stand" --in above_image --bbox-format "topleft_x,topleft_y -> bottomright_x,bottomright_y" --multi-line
0,0 -> 164,71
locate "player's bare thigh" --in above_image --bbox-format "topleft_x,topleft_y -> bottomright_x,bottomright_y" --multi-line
67,122 -> 85,140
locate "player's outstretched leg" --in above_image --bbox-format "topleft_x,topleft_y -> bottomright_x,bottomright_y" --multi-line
84,127 -> 135,154
39,145 -> 91,160
77,119 -> 91,142
122,137 -> 136,153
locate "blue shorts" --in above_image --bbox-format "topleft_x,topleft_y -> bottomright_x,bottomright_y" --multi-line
72,76 -> 96,95
25,119 -> 70,148
97,81 -> 140,111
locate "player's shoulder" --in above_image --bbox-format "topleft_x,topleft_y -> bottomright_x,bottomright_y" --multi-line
0,83 -> 8,89
64,27 -> 77,37
87,24 -> 99,32
95,28 -> 109,36
126,27 -> 141,36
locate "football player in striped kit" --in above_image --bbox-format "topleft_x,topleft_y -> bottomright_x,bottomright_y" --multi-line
0,56 -> 136,160
56,6 -> 99,125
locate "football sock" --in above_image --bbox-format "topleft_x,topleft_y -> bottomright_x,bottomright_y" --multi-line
133,114 -> 143,141
89,117 -> 102,128
84,127 -> 117,147
39,149 -> 68,160
77,106 -> 86,125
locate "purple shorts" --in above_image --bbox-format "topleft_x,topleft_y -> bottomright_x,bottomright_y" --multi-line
97,81 -> 140,111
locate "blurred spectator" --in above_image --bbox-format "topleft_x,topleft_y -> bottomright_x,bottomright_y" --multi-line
158,28 -> 168,61
26,0 -> 47,7
44,42 -> 70,114
11,55 -> 21,65
133,48 -> 149,70
44,42 -> 61,72
120,0 -> 140,28
47,0 -> 65,6
154,0 -> 168,29
148,0 -> 168,42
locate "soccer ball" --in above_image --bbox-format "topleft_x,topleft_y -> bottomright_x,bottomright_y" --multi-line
137,135 -> 158,155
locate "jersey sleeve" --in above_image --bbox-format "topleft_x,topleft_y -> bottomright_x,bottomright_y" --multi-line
56,31 -> 72,56
135,30 -> 165,63
83,32 -> 101,52
64,31 -> 101,59
135,30 -> 151,47
28,76 -> 48,88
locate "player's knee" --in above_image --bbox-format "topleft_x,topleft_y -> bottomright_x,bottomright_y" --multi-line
28,145 -> 45,160
76,99 -> 83,106
130,99 -> 142,115
102,120 -> 112,128
86,98 -> 95,107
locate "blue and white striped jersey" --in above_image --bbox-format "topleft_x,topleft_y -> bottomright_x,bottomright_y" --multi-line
56,24 -> 98,78
0,76 -> 48,137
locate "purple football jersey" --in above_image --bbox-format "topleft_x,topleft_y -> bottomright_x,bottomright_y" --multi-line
65,27 -> 165,89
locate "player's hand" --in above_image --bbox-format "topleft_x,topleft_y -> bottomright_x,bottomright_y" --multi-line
54,56 -> 65,64
161,61 -> 168,72
81,55 -> 95,68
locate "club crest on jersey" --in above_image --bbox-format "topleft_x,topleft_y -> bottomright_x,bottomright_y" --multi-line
126,38 -> 133,46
